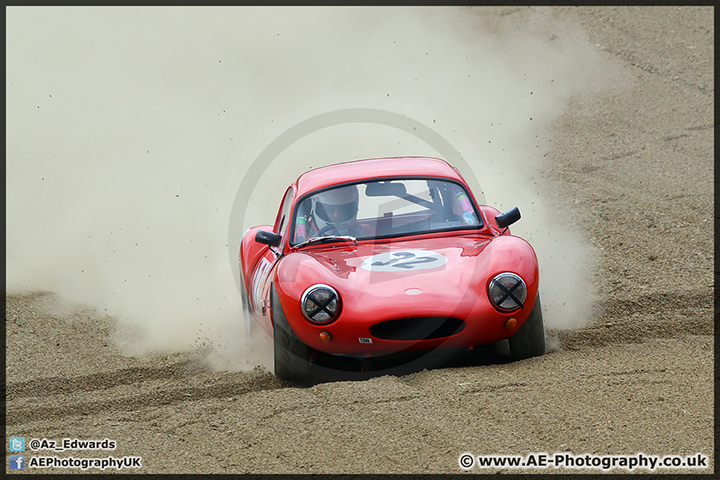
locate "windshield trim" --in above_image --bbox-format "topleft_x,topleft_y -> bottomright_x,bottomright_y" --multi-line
288,176 -> 485,248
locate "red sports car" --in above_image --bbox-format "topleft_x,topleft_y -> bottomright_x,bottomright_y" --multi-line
239,157 -> 544,381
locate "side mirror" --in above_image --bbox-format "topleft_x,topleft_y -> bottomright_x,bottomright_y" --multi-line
255,230 -> 282,247
495,207 -> 521,229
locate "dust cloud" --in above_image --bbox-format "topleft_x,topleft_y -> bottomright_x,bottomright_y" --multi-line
6,7 -> 625,367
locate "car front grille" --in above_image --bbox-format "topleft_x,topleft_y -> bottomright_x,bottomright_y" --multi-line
369,317 -> 465,341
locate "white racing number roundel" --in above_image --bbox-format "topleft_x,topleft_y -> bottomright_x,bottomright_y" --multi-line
360,250 -> 447,272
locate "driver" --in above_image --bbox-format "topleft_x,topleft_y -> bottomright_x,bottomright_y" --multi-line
295,185 -> 377,242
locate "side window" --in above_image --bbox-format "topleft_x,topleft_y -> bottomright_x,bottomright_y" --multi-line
275,187 -> 294,237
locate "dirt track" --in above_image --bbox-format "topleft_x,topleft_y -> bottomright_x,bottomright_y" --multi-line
5,6 -> 713,474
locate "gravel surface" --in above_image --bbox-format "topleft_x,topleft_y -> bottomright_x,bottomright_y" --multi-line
6,6 -> 713,474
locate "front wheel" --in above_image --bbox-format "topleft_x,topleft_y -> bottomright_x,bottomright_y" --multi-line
271,285 -> 312,382
508,294 -> 546,360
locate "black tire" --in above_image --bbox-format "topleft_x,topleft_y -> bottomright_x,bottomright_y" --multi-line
271,284 -> 312,382
508,294 -> 546,360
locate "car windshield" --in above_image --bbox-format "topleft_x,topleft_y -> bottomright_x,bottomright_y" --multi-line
290,178 -> 483,245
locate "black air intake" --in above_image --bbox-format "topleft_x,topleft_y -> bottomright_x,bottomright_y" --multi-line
369,317 -> 465,341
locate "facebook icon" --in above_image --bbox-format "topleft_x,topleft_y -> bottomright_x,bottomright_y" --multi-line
10,455 -> 25,470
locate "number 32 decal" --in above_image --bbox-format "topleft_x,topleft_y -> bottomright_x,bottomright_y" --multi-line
360,250 -> 447,272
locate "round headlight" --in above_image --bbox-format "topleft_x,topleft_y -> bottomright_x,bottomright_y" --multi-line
301,284 -> 341,324
488,273 -> 527,311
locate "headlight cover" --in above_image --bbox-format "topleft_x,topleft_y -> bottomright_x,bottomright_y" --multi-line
301,284 -> 340,324
488,273 -> 527,311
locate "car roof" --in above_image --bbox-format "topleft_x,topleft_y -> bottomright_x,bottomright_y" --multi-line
294,156 -> 464,197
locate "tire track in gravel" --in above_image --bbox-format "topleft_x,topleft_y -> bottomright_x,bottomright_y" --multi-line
6,369 -> 285,426
601,291 -> 713,315
6,361 -> 207,400
551,290 -> 713,350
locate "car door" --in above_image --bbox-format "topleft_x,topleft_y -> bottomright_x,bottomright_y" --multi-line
252,186 -> 294,326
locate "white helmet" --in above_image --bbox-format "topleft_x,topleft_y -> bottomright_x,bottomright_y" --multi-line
312,185 -> 359,230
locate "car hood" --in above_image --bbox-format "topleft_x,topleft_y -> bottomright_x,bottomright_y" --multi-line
274,233 -> 539,322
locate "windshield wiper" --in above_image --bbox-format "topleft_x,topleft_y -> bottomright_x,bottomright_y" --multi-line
294,235 -> 357,249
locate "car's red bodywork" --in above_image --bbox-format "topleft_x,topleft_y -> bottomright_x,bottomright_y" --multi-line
239,157 -> 542,378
